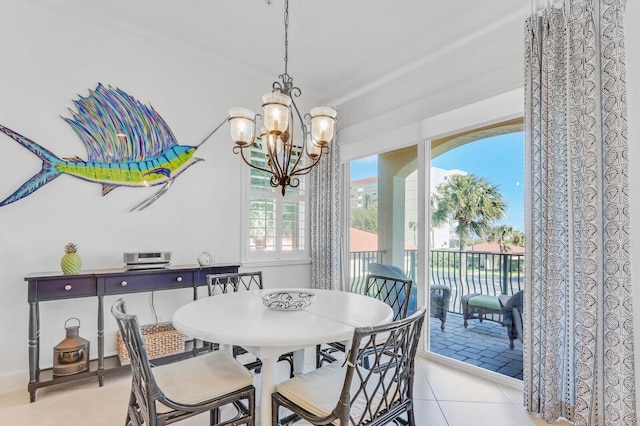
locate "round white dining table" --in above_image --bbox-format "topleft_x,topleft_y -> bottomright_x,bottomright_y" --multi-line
172,288 -> 393,426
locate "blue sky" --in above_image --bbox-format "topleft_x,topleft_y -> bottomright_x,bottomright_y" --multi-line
350,132 -> 525,231
432,133 -> 525,231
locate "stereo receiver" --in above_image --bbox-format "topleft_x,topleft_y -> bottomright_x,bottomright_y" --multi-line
123,251 -> 172,269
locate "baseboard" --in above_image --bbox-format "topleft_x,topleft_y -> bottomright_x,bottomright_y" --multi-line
0,370 -> 26,395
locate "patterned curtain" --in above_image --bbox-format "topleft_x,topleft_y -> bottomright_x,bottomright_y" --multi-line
309,137 -> 343,290
523,1 -> 635,425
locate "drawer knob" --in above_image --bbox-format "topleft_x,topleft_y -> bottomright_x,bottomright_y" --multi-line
64,284 -> 72,291
120,281 -> 128,287
176,276 -> 183,282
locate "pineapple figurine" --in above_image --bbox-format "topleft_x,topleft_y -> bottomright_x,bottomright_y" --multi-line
61,243 -> 82,275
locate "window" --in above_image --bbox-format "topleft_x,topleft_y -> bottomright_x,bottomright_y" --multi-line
243,145 -> 308,262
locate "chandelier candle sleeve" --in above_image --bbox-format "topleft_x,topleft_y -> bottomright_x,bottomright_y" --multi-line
262,93 -> 291,135
310,107 -> 338,146
228,108 -> 256,146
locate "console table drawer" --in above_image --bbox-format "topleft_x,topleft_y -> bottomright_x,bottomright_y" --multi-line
37,277 -> 97,299
104,271 -> 194,294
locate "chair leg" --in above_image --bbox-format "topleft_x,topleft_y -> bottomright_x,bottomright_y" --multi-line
407,406 -> 416,426
126,391 -> 143,426
315,344 -> 322,369
440,310 -> 447,331
127,404 -> 143,426
210,407 -> 220,425
272,395 -> 280,426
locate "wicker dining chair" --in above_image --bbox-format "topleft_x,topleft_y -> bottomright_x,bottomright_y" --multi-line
316,273 -> 413,367
273,307 -> 426,426
111,298 -> 255,426
206,272 -> 294,377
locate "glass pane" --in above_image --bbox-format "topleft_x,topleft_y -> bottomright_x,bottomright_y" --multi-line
249,198 -> 276,251
429,129 -> 525,380
348,146 -> 418,307
349,156 -> 379,292
250,147 -> 274,193
282,200 -> 305,250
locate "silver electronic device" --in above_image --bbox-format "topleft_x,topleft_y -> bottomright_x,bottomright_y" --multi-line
124,251 -> 172,269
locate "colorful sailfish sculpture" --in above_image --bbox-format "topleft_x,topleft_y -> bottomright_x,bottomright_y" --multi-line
0,83 -> 207,211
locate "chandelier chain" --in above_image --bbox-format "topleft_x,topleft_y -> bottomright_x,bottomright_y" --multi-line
283,0 -> 289,77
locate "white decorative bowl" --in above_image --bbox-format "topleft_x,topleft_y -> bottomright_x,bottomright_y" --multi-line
262,291 -> 316,311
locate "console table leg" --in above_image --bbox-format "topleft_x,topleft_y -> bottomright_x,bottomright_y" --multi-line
97,295 -> 104,386
28,301 -> 38,402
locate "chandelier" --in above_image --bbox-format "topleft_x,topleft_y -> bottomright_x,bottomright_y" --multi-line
227,0 -> 337,196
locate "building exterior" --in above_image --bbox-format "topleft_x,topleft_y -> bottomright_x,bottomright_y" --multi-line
350,177 -> 378,210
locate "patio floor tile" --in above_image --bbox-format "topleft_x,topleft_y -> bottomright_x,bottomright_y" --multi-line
429,312 -> 523,379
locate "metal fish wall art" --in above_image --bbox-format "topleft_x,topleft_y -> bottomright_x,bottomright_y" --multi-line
0,83 -> 210,211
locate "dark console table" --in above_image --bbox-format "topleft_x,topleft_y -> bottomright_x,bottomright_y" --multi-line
25,263 -> 239,402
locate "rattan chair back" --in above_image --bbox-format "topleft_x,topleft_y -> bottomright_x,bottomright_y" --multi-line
364,273 -> 413,321
207,271 -> 263,296
274,307 -> 426,426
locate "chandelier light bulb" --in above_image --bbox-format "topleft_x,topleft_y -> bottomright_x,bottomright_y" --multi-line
228,108 -> 256,146
262,92 -> 291,135
310,107 -> 337,146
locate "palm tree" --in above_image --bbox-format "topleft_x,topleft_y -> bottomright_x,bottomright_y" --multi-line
431,174 -> 506,251
510,230 -> 525,247
487,225 -> 516,252
408,220 -> 417,246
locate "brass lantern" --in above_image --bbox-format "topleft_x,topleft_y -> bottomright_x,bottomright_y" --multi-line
53,318 -> 90,376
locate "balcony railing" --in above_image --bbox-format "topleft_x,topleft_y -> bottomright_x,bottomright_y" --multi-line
350,249 -> 524,318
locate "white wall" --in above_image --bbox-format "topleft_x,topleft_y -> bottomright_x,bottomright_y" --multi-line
0,2 -> 310,392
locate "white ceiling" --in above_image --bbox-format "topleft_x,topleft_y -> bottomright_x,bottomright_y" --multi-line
43,0 -> 532,106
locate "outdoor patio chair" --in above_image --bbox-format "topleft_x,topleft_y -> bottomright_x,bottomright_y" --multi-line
316,272 -> 413,367
461,292 -> 509,326
273,307 -> 426,426
461,290 -> 524,349
368,262 -> 451,330
111,298 -> 255,426
499,290 -> 524,349
206,271 -> 294,377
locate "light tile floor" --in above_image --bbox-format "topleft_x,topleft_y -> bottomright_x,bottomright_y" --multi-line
0,354 -> 572,425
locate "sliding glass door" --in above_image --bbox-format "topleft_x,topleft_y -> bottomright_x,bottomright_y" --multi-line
428,121 -> 525,379
346,119 -> 525,380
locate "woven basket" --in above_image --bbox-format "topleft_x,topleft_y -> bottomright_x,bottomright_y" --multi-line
117,322 -> 184,366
